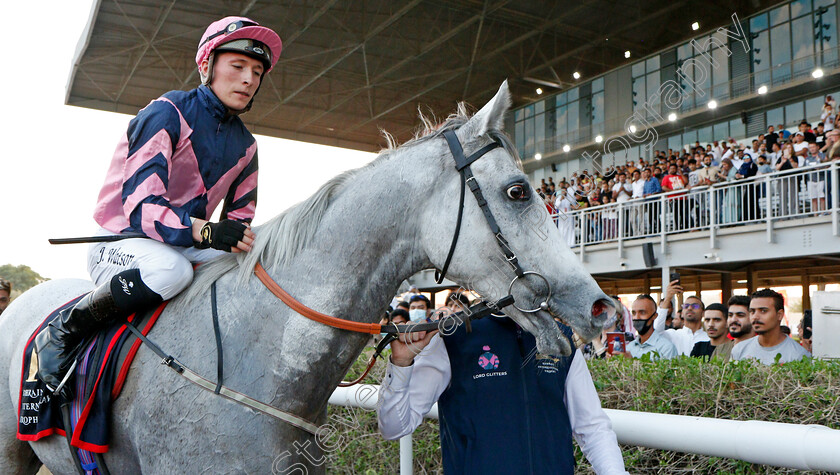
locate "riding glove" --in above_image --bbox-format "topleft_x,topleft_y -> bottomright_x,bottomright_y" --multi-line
195,219 -> 247,252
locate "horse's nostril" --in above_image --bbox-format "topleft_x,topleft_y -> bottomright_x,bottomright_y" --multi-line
592,298 -> 615,318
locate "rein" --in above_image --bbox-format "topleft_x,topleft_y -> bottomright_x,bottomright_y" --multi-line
124,129 -> 552,437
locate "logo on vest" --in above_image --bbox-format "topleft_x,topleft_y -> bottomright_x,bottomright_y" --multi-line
536,353 -> 561,374
474,345 -> 507,380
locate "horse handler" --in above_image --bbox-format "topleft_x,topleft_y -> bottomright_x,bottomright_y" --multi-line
377,318 -> 628,474
34,17 -> 282,397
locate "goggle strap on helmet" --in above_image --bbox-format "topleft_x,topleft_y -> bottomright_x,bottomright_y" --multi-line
199,20 -> 260,48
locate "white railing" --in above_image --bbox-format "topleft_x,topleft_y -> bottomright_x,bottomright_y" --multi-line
553,161 -> 840,250
328,385 -> 840,473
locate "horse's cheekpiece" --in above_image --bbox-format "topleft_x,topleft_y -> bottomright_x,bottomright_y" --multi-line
17,294 -> 168,468
435,129 -> 552,312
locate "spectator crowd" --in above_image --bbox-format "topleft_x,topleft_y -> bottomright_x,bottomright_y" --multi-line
583,281 -> 811,365
541,107 -> 840,244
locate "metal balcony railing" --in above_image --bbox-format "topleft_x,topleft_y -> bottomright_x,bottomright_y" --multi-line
553,161 -> 840,251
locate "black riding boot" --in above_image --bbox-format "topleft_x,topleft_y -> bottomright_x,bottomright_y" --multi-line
34,269 -> 162,397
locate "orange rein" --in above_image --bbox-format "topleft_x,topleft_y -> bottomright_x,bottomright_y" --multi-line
254,262 -> 385,386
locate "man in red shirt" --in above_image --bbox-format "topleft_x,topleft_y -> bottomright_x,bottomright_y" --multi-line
661,164 -> 688,230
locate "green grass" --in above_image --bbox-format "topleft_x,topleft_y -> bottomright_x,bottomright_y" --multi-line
327,348 -> 840,474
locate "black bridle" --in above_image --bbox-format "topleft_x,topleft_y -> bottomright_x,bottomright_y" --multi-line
435,129 -> 552,314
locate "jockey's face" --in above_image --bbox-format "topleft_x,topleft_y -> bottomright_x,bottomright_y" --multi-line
206,52 -> 264,111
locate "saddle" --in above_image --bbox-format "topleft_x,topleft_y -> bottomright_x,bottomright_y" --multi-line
17,293 -> 168,456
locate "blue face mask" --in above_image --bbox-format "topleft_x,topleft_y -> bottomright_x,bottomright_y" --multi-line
409,309 -> 427,322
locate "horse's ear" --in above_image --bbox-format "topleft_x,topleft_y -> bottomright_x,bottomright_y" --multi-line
462,81 -> 511,138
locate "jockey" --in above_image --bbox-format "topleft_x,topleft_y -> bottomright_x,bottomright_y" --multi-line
34,17 -> 283,396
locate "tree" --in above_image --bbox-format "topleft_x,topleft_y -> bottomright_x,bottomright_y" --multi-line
0,264 -> 49,296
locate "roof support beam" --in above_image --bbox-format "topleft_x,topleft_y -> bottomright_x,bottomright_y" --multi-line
294,0 -> 516,132
254,0 -> 425,122
339,2 -> 592,136
112,0 -> 177,103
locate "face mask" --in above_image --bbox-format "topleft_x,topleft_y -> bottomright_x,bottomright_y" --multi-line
632,317 -> 654,335
409,309 -> 427,322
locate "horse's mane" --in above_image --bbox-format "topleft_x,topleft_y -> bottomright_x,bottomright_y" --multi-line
181,102 -> 520,303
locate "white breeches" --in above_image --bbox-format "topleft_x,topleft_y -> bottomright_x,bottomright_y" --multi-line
87,231 -> 225,300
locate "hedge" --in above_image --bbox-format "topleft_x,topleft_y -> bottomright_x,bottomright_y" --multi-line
326,348 -> 840,474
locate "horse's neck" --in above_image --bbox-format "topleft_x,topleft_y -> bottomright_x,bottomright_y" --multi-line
245,149 -> 437,418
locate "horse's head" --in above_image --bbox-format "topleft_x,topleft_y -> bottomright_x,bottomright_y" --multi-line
419,81 -> 615,357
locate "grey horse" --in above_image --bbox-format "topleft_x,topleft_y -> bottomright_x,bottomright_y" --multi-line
0,82 -> 614,474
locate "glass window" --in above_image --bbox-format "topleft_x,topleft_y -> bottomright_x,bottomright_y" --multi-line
535,113 -> 545,154
592,91 -> 604,124
591,77 -> 604,93
752,30 -> 771,87
633,77 -> 645,111
790,0 -> 811,17
556,105 -> 568,137
770,23 -> 792,83
806,96 -> 824,122
730,117 -> 746,139
770,5 -> 790,25
767,106 -> 785,129
683,129 -> 698,146
645,72 -> 660,117
515,121 -> 524,157
786,101 -> 805,124
567,87 -> 579,102
646,56 -> 660,73
515,109 -> 523,121
632,61 -> 645,78
567,101 -> 580,133
750,12 -> 769,32
525,104 -> 534,118
714,121 -> 729,141
818,6 -> 838,67
556,92 -> 567,106
536,100 -> 545,115
668,134 -> 682,152
815,0 -> 834,8
524,118 -> 535,157
752,30 -> 770,71
698,125 -> 713,144
677,42 -> 693,62
792,15 -> 816,77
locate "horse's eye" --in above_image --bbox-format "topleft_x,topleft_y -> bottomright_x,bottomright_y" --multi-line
506,185 -> 526,200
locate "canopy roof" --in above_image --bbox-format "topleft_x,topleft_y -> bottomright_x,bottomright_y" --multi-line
67,0 -> 779,152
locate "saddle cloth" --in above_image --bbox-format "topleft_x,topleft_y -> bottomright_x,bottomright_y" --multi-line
16,294 -> 168,457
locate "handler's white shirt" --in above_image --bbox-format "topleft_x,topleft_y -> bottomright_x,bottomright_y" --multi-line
377,335 -> 629,475
653,308 -> 709,356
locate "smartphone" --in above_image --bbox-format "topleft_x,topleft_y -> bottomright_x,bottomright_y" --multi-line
670,272 -> 681,285
606,332 -> 627,355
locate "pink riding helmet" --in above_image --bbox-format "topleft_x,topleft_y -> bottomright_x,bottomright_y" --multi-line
196,16 -> 283,75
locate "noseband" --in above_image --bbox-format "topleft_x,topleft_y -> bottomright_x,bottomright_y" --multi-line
436,129 -> 551,314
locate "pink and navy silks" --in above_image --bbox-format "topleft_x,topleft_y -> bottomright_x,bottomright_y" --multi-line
93,85 -> 258,246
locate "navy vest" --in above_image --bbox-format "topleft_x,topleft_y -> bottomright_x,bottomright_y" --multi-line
438,316 -> 575,474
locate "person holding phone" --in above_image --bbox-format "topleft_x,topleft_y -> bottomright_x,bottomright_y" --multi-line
653,278 -> 710,356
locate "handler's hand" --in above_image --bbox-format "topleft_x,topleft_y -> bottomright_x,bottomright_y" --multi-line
390,326 -> 438,367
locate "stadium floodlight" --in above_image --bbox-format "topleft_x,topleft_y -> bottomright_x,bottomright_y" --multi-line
595,135 -> 603,143
812,68 -> 824,78
757,85 -> 768,94
691,22 -> 700,30
668,113 -> 678,122
707,100 -> 718,109
562,144 -> 571,153
535,153 -> 542,160
573,71 -> 581,80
